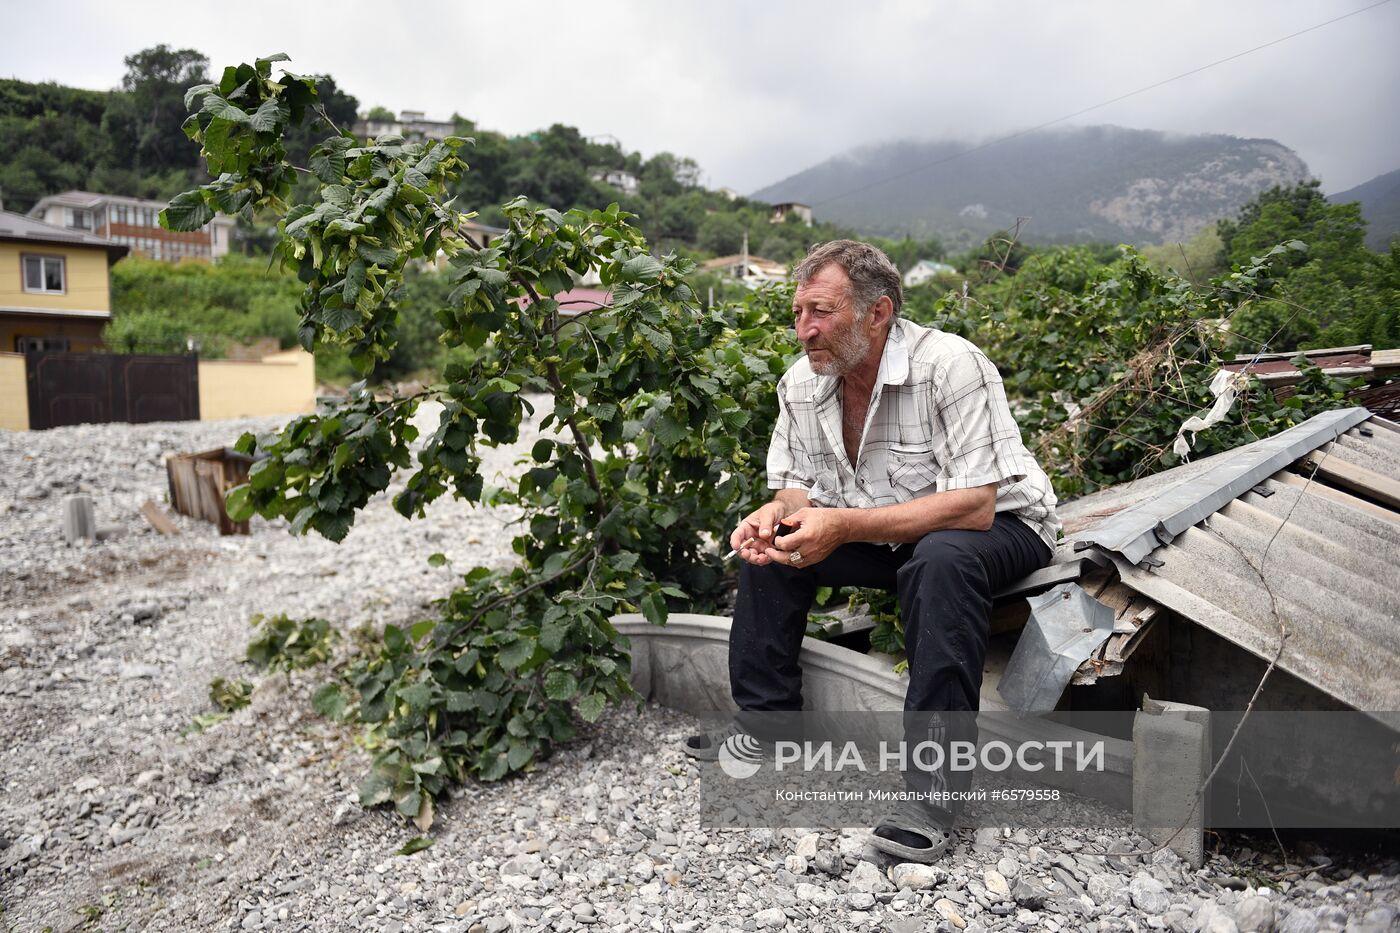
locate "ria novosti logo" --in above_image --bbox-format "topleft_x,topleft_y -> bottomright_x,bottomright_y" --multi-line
716,736 -> 1106,780
717,732 -> 769,779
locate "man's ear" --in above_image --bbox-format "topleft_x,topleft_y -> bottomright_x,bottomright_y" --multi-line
868,295 -> 894,331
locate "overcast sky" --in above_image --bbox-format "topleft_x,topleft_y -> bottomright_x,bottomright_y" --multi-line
3,0 -> 1397,194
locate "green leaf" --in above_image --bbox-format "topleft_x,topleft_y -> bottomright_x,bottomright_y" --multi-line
640,592 -> 668,626
343,258 -> 367,304
162,191 -> 215,232
357,241 -> 399,265
200,93 -> 251,124
249,97 -> 290,133
619,253 -> 664,282
496,636 -> 536,671
397,682 -> 434,710
183,82 -> 216,110
427,552 -> 448,567
478,753 -> 508,782
397,837 -> 434,856
225,485 -> 254,521
312,682 -> 347,721
358,771 -> 394,807
506,738 -> 533,770
652,414 -> 688,447
543,670 -> 578,701
577,693 -> 607,723
322,303 -> 361,334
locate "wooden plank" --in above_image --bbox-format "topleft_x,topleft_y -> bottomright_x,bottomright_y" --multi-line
1371,348 -> 1400,375
140,500 -> 179,535
1296,450 -> 1400,510
1232,344 -> 1370,363
1271,470 -> 1400,525
991,552 -> 1111,600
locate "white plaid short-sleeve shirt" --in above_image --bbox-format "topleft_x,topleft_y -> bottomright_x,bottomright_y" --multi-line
767,318 -> 1060,551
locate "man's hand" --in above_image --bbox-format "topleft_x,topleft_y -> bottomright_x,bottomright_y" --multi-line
732,499 -> 793,566
761,507 -> 847,567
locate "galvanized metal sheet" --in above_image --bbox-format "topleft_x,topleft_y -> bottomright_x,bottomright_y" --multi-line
998,583 -> 1116,714
1071,407 -> 1371,564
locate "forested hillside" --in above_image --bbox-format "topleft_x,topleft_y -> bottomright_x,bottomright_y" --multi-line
751,126 -> 1312,248
1329,168 -> 1400,251
0,47 -> 358,213
0,45 -> 882,264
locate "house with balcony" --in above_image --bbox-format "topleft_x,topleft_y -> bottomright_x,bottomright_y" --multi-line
28,191 -> 235,263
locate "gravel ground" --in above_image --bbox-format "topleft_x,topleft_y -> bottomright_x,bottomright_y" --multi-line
1,409 -> 1397,933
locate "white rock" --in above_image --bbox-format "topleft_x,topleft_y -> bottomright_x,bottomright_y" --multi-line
784,854 -> 808,875
1196,900 -> 1241,933
1130,873 -> 1172,915
754,907 -> 787,928
890,863 -> 941,891
983,869 -> 1010,897
847,891 -> 876,909
934,897 -> 967,929
848,860 -> 890,893
794,832 -> 820,859
1232,895 -> 1275,933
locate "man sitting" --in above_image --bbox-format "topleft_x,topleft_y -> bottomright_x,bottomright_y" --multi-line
686,239 -> 1059,862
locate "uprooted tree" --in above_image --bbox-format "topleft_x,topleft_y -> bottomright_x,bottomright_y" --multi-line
166,55 -> 1358,828
164,54 -> 795,827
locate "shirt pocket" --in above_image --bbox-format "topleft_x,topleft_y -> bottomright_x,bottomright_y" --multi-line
887,443 -> 941,496
807,449 -> 842,504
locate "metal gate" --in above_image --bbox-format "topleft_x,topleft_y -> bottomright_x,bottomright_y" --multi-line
25,352 -> 200,430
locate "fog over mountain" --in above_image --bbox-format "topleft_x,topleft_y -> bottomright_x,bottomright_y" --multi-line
751,125 -> 1312,248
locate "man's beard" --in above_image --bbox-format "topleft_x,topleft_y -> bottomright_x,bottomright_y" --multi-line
806,317 -> 871,376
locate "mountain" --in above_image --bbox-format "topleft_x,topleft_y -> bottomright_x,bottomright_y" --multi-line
1329,168 -> 1400,251
750,125 -> 1310,248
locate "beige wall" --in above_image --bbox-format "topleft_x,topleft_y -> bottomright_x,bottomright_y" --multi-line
0,242 -> 112,313
198,348 -> 316,420
0,352 -> 28,431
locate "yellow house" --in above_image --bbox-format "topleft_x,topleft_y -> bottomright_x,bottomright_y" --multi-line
0,209 -> 127,354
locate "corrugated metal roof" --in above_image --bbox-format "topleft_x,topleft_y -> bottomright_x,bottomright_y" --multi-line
1057,409 -> 1400,715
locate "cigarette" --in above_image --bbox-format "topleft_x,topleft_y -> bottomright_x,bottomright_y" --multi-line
724,537 -> 759,560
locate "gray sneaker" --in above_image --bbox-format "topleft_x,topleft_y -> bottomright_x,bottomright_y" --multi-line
682,721 -> 772,762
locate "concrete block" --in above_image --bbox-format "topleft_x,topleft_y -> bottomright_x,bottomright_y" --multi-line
63,495 -> 96,545
1133,698 -> 1210,867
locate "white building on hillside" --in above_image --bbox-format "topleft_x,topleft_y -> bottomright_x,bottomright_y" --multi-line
903,259 -> 957,287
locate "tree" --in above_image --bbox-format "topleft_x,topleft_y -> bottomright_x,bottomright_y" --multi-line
365,105 -> 396,122
1219,181 -> 1391,350
697,212 -> 745,255
162,54 -> 796,824
113,45 -> 211,176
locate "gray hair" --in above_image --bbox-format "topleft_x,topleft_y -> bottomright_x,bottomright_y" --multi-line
793,239 -> 903,321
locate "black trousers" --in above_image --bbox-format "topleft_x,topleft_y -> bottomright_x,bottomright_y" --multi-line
729,512 -> 1052,814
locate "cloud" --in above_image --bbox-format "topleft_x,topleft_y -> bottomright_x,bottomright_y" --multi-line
3,0 -> 1396,193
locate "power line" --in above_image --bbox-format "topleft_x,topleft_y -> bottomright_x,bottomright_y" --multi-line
812,0 -> 1394,208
